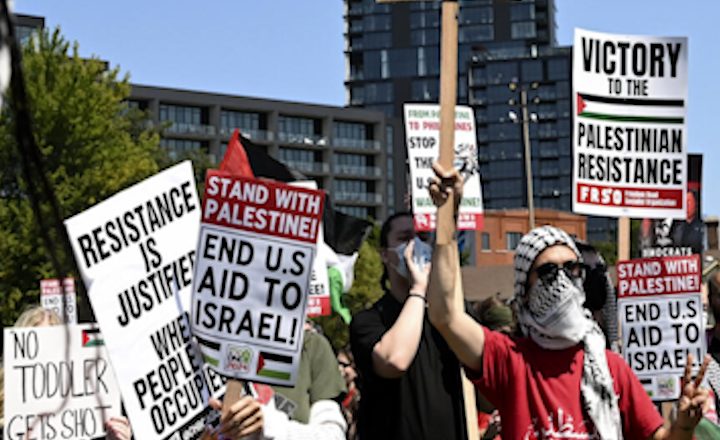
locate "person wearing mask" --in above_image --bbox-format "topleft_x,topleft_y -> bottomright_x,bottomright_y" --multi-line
349,212 -> 470,440
427,162 -> 710,439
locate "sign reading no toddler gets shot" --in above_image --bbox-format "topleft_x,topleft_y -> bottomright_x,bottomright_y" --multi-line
191,170 -> 324,386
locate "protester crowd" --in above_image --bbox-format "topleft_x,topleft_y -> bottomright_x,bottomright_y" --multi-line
2,163 -> 719,440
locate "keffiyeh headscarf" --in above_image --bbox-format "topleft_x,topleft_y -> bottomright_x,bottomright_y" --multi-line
512,226 -> 623,440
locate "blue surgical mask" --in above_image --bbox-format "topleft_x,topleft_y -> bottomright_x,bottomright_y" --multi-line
392,237 -> 432,279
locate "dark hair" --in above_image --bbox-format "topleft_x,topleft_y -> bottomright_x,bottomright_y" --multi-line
379,211 -> 412,249
379,212 -> 412,291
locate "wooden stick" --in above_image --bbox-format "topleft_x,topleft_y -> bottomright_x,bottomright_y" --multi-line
617,216 -> 630,261
436,0 -> 459,247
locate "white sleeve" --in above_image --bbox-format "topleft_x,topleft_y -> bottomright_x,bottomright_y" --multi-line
261,399 -> 347,440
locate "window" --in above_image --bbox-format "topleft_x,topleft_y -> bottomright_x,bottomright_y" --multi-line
160,139 -> 206,160
279,148 -> 315,164
337,205 -> 370,219
278,116 -> 319,136
365,32 -> 391,49
410,11 -> 440,29
334,121 -> 369,141
364,14 -> 391,32
511,22 -> 537,39
510,3 -> 535,21
547,58 -> 569,80
334,179 -> 369,194
411,29 -> 439,46
459,24 -> 493,43
459,6 -> 493,25
521,60 -> 543,82
411,80 -> 439,101
220,110 -> 261,131
335,153 -> 371,167
481,232 -> 491,250
506,232 -> 522,250
159,104 -> 203,124
486,62 -> 519,85
366,82 -> 394,103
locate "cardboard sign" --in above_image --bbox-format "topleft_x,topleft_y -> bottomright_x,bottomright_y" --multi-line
640,154 -> 705,258
617,255 -> 704,400
65,162 -> 223,440
572,28 -> 688,218
3,324 -> 121,440
290,181 -> 330,318
40,278 -> 78,324
404,104 -> 484,231
191,170 -> 324,386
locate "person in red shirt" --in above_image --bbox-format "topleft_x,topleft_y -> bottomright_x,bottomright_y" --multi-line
426,162 -> 710,440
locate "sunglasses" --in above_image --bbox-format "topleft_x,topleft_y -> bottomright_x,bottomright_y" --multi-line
533,260 -> 585,283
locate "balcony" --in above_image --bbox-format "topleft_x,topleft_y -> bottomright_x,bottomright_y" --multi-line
284,161 -> 330,174
163,122 -> 216,136
333,138 -> 381,151
334,192 -> 383,204
334,164 -> 382,177
277,132 -> 328,146
219,127 -> 274,141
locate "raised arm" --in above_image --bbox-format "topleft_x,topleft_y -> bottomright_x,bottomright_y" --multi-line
372,240 -> 430,378
426,162 -> 486,371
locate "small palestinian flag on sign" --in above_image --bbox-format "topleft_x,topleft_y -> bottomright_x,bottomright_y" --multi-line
257,351 -> 293,381
195,335 -> 221,367
82,328 -> 104,347
576,93 -> 684,124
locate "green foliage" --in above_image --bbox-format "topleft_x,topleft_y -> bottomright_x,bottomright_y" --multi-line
0,28 -> 161,325
314,224 -> 384,350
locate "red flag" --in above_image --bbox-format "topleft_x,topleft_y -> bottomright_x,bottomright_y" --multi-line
220,129 -> 255,178
576,93 -> 586,115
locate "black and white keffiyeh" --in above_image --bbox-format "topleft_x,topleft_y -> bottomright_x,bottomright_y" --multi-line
512,226 -> 623,440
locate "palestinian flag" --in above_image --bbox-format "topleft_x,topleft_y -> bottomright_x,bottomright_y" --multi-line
81,328 -> 103,347
256,351 -> 293,381
195,334 -> 221,367
576,93 -> 684,124
222,130 -> 372,319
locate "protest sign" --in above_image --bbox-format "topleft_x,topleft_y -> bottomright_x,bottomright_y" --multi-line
3,324 -> 121,440
191,170 -> 324,386
639,154 -> 705,258
289,181 -> 330,317
40,278 -> 77,324
572,28 -> 688,218
65,162 -> 223,440
404,103 -> 484,231
617,254 -> 704,400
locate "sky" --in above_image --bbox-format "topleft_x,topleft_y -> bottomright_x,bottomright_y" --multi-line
14,0 -> 720,216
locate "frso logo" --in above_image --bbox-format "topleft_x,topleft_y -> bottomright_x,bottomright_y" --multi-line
226,345 -> 253,373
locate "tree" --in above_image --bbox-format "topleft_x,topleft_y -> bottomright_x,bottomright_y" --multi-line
0,28 -> 161,325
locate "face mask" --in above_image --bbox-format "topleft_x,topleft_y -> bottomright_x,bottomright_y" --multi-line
523,270 -> 589,348
392,237 -> 432,279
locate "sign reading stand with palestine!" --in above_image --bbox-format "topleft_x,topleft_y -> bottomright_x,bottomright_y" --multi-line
573,28 -> 687,218
617,255 -> 704,401
191,170 -> 324,386
65,162 -> 223,440
3,324 -> 121,440
404,103 -> 484,231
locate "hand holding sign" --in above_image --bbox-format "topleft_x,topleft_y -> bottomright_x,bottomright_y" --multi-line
428,162 -> 464,214
208,395 -> 263,439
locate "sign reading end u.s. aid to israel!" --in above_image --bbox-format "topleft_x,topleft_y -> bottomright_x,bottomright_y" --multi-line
572,28 -> 687,219
191,170 -> 325,386
617,255 -> 704,401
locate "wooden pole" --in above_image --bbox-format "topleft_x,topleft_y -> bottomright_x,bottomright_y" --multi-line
437,3 -> 479,440
618,216 -> 630,261
436,0 -> 459,246
520,89 -> 535,229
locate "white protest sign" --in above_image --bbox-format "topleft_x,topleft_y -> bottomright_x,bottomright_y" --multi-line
617,254 -> 704,400
572,28 -> 688,218
404,104 -> 484,231
40,278 -> 77,324
65,162 -> 223,440
290,181 -> 330,317
191,170 -> 324,386
3,324 -> 121,440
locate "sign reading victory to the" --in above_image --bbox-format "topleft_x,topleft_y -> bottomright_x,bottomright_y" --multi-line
404,104 -> 484,231
572,28 -> 688,218
65,162 -> 223,440
191,170 -> 324,386
617,255 -> 704,400
3,324 -> 121,440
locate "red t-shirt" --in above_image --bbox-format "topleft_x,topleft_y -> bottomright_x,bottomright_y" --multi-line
470,327 -> 663,439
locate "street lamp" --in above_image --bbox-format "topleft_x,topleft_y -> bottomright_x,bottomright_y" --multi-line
508,81 -> 539,229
